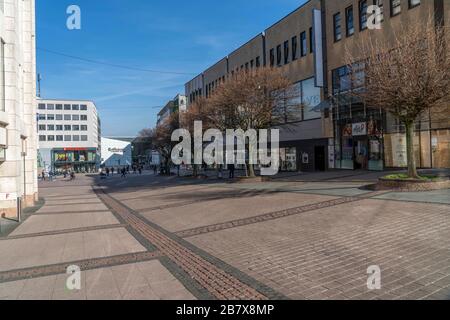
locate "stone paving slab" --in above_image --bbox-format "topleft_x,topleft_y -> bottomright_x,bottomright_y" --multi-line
0,260 -> 196,300
37,202 -> 109,214
187,198 -> 450,300
0,228 -> 146,272
8,211 -> 119,236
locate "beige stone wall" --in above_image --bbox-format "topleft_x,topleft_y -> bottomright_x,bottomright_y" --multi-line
264,0 -> 321,84
228,34 -> 264,72
0,0 -> 38,218
325,0 -> 436,91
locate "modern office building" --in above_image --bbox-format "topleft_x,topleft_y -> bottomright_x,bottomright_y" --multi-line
37,99 -> 101,173
157,94 -> 187,126
0,0 -> 39,218
185,0 -> 449,172
100,137 -> 133,168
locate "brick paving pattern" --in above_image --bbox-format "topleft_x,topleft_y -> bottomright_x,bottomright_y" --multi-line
94,187 -> 271,300
175,191 -> 387,238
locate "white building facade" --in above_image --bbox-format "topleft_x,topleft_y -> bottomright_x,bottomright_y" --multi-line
100,137 -> 132,168
0,0 -> 38,218
37,99 -> 101,173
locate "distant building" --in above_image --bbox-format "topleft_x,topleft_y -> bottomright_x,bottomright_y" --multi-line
131,136 -> 153,166
157,94 -> 187,126
37,99 -> 101,173
101,137 -> 133,168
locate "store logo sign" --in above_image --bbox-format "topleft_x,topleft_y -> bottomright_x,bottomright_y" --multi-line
352,122 -> 367,136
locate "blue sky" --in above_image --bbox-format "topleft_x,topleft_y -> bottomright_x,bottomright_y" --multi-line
36,0 -> 306,137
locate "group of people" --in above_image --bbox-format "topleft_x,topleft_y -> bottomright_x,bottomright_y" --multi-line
103,165 -> 144,178
41,170 -> 75,181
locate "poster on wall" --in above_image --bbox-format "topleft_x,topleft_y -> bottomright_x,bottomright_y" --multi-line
391,134 -> 407,167
352,122 -> 367,136
328,146 -> 335,169
343,124 -> 352,137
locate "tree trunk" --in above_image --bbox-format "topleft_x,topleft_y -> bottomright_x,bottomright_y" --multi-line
247,143 -> 256,177
404,121 -> 419,179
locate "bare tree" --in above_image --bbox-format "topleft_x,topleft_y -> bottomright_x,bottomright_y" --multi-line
153,111 -> 179,175
345,16 -> 450,178
179,98 -> 212,176
206,67 -> 301,177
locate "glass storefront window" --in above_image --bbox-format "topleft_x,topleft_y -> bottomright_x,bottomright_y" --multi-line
279,147 -> 297,171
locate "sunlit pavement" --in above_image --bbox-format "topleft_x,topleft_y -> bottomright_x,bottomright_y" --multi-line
0,170 -> 449,300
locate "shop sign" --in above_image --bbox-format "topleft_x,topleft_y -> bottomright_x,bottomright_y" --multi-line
352,122 -> 367,136
343,124 -> 353,137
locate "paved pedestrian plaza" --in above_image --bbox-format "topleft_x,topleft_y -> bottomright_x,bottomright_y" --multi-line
0,170 -> 449,300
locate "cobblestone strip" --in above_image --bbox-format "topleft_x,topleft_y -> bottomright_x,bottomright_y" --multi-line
0,224 -> 128,241
94,187 -> 272,300
0,251 -> 162,283
175,191 -> 387,238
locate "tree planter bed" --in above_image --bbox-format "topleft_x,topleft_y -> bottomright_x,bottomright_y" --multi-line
376,177 -> 450,192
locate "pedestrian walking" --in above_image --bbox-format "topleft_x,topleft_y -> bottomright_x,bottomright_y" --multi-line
106,167 -> 110,176
228,163 -> 235,179
121,167 -> 127,178
111,167 -> 115,176
153,165 -> 157,175
138,166 -> 142,175
41,170 -> 46,181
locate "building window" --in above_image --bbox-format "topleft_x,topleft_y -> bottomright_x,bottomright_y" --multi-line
56,114 -> 63,120
359,0 -> 368,30
64,125 -> 71,131
47,104 -> 55,110
391,0 -> 401,16
269,49 -> 275,66
256,56 -> 260,67
38,104 -> 46,110
56,125 -> 63,131
39,125 -> 46,131
276,45 -> 282,66
72,104 -> 80,110
334,13 -> 342,42
47,114 -> 55,121
73,135 -> 80,142
374,0 -> 385,22
284,41 -> 289,64
38,114 -> 46,120
56,104 -> 63,110
47,135 -> 55,142
0,39 -> 4,112
250,59 -> 254,68
80,104 -> 88,111
39,135 -> 46,141
309,27 -> 314,53
81,115 -> 87,121
291,36 -> 298,61
47,125 -> 55,131
81,135 -> 88,142
346,6 -> 355,36
409,0 -> 420,9
56,135 -> 63,141
81,125 -> 88,131
72,114 -> 80,121
64,104 -> 71,110
72,125 -> 80,131
300,31 -> 307,57
64,135 -> 72,141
